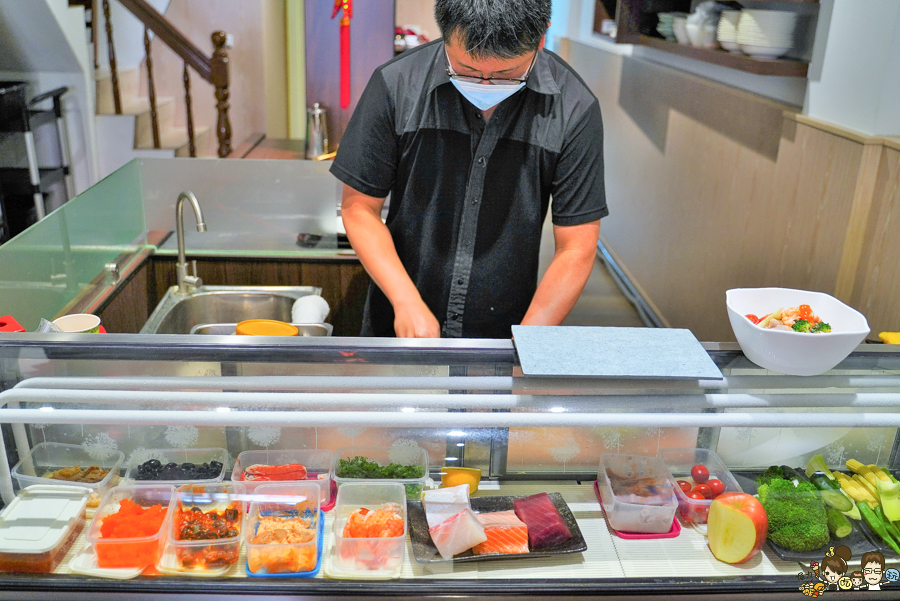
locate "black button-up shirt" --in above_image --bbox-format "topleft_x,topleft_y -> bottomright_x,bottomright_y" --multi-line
331,40 -> 607,338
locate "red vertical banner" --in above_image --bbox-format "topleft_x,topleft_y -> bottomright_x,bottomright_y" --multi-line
332,0 -> 353,109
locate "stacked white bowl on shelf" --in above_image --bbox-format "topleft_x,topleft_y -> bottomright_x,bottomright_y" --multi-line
736,9 -> 797,58
656,12 -> 682,42
716,10 -> 742,53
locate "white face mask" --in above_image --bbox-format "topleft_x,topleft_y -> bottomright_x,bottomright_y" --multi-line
449,78 -> 526,111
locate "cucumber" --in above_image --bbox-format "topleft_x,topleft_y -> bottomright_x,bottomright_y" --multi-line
819,489 -> 853,512
826,506 -> 852,539
810,472 -> 842,491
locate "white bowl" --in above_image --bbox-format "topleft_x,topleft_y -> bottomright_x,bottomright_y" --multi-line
719,40 -> 742,53
673,18 -> 690,45
726,288 -> 870,376
739,44 -> 791,58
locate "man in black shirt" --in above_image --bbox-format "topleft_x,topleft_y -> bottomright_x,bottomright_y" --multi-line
332,0 -> 607,338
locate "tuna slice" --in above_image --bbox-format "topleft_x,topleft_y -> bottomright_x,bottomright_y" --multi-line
423,484 -> 471,529
513,492 -> 572,549
472,510 -> 529,556
428,508 -> 487,560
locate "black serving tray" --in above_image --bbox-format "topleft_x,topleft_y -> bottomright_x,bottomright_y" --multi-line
740,469 -> 878,562
408,492 -> 587,563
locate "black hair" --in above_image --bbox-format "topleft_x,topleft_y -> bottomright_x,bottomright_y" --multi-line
434,0 -> 552,59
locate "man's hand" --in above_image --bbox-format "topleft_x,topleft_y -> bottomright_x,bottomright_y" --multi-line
341,184 -> 441,338
520,220 -> 600,326
394,298 -> 441,338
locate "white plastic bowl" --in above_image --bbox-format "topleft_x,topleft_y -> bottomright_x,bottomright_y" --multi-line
739,44 -> 791,58
726,287 -> 870,376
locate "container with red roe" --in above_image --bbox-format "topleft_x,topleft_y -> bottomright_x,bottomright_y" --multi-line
87,484 -> 175,569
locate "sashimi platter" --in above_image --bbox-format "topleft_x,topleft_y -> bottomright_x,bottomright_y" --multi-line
407,485 -> 587,563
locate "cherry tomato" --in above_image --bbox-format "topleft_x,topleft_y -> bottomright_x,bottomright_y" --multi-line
687,492 -> 706,500
692,483 -> 713,499
691,464 -> 710,484
677,480 -> 692,494
745,314 -> 760,325
708,478 -> 725,497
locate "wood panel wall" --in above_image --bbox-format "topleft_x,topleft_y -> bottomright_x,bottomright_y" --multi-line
560,38 -> 900,341
97,261 -> 151,334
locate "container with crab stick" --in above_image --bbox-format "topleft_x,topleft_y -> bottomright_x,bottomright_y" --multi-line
232,449 -> 335,510
331,482 -> 407,574
245,482 -> 323,577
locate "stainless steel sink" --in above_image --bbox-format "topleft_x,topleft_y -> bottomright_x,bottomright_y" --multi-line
140,285 -> 323,334
189,322 -> 333,336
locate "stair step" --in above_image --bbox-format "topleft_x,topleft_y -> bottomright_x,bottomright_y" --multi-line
136,126 -> 211,156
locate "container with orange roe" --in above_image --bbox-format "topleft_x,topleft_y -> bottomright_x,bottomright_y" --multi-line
87,484 -> 175,569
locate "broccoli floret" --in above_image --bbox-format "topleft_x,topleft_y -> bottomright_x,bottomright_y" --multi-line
812,322 -> 832,333
758,478 -> 830,552
756,465 -> 786,485
792,320 -> 812,332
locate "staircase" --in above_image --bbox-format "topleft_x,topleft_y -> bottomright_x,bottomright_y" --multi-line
95,66 -> 211,177
77,0 -> 230,178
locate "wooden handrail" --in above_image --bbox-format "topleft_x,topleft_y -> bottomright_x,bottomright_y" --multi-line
111,0 -> 232,158
117,0 -> 211,81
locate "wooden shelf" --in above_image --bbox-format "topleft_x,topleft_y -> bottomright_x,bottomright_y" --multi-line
633,35 -> 809,77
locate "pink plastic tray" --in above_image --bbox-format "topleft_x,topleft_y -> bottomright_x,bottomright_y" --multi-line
594,481 -> 681,539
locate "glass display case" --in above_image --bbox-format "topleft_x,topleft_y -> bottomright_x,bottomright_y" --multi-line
0,334 -> 898,599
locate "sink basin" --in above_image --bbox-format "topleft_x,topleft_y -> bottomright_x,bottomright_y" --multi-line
141,285 -> 323,334
189,322 -> 333,336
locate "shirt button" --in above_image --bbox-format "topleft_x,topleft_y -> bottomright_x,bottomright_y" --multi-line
472,197 -> 479,205
475,112 -> 482,119
457,278 -> 463,285
477,157 -> 485,165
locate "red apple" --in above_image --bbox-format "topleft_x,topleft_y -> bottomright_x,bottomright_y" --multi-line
707,492 -> 768,564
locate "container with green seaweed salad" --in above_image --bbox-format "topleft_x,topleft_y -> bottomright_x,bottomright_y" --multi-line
333,446 -> 429,501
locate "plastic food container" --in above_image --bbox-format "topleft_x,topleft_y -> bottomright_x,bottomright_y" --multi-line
596,453 -> 678,534
11,442 -> 124,500
125,447 -> 228,486
332,482 -> 407,574
333,446 -> 429,501
246,482 -> 321,576
0,485 -> 89,573
87,484 -> 176,569
232,449 -> 334,507
658,448 -> 742,524
165,482 -> 246,573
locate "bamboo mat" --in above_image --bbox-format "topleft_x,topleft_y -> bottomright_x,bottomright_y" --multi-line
52,482 -> 808,581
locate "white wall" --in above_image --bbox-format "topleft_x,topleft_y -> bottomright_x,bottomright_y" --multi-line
95,0 -> 171,72
804,0 -> 900,136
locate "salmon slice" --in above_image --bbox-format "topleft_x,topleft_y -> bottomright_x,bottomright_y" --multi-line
472,510 -> 529,556
244,463 -> 308,481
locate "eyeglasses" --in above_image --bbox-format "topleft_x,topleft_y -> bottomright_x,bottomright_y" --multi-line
444,46 -> 537,86
864,568 -> 883,574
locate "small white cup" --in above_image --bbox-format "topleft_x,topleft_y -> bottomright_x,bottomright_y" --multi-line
53,314 -> 101,333
291,295 -> 330,324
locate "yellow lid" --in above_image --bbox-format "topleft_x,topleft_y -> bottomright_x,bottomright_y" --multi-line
235,320 -> 299,336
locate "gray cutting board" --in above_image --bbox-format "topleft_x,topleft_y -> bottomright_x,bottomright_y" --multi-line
511,326 -> 723,379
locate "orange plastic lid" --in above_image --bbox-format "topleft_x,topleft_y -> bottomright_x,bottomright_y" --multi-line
235,320 -> 299,336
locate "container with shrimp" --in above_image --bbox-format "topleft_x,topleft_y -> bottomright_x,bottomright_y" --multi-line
246,482 -> 322,577
331,482 -> 407,574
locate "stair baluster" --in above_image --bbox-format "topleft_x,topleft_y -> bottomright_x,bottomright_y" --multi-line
211,31 -> 232,158
183,63 -> 195,158
102,0 -> 122,114
144,27 -> 160,149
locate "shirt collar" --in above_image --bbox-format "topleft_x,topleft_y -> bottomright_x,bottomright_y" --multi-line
426,40 -> 560,96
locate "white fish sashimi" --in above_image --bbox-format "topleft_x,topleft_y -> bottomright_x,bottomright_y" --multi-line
423,483 -> 471,529
428,508 -> 486,560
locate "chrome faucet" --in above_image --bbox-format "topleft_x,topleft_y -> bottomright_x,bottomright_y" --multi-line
175,191 -> 207,294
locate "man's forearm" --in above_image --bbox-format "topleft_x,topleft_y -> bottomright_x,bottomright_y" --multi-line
521,246 -> 596,326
